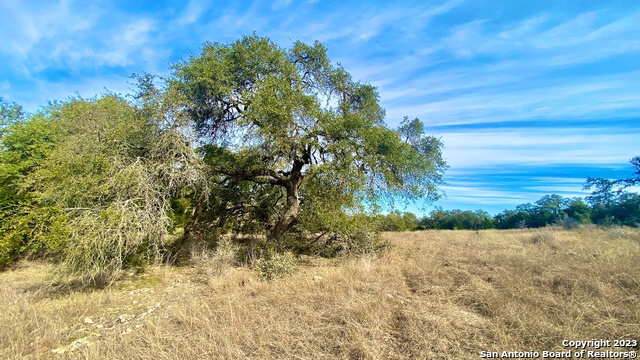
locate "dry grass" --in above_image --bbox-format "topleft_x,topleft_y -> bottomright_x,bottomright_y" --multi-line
1,227 -> 639,359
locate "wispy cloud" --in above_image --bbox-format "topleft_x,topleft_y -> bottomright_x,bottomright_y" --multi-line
373,7 -> 640,128
178,0 -> 208,25
440,128 -> 639,169
384,70 -> 640,126
442,185 -> 535,205
271,0 -> 292,11
101,18 -> 158,67
0,1 -> 89,55
0,0 -> 98,75
433,9 -> 640,63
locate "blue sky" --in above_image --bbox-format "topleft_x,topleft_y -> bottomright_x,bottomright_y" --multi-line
1,0 -> 638,215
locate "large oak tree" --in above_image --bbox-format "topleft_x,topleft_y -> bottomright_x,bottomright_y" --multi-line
170,35 -> 447,242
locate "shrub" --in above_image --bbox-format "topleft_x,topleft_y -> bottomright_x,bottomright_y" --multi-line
188,236 -> 240,277
0,206 -> 70,269
256,251 -> 298,281
24,96 -> 209,282
340,230 -> 389,255
561,216 -> 580,229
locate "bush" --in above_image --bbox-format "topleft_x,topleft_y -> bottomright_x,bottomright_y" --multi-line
256,251 -> 298,281
561,216 -> 580,229
21,96 -> 209,282
0,206 -> 70,269
188,236 -> 240,277
341,230 -> 389,255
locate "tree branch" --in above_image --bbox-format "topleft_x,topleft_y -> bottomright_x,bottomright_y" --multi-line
209,165 -> 285,185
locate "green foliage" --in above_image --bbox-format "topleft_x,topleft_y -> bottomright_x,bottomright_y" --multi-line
0,92 -> 209,279
583,157 -> 640,227
493,195 -> 585,229
417,194 -> 625,231
339,227 -> 388,255
42,95 -> 208,281
315,213 -> 388,255
565,199 -> 591,224
0,206 -> 69,268
590,193 -> 640,227
420,208 -> 494,230
0,97 -> 26,135
168,197 -> 194,231
0,107 -> 66,268
256,251 -> 298,280
376,211 -> 420,231
490,191 -> 639,230
170,34 -> 447,242
276,210 -> 388,257
0,114 -> 61,198
416,156 -> 638,231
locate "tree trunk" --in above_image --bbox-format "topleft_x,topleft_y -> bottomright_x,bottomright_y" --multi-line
183,202 -> 203,239
268,157 -> 306,242
269,183 -> 300,242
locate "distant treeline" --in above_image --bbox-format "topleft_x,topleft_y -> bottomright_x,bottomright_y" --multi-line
375,192 -> 640,231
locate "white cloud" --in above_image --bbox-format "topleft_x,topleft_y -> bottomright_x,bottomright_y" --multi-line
0,0 -> 97,63
271,0 -> 292,11
274,1 -> 459,46
437,128 -> 639,170
208,3 -> 267,38
524,186 -> 588,196
178,0 -> 208,25
12,74 -> 134,113
532,177 -> 588,184
440,185 -> 535,205
420,0 -> 461,18
435,9 -> 640,61
382,69 -> 640,126
101,18 -> 156,67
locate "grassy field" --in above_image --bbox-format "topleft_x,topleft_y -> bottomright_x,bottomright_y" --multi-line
1,227 -> 639,359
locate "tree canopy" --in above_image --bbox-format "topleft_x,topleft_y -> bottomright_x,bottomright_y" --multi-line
0,97 -> 25,135
170,34 -> 447,242
584,156 -> 640,205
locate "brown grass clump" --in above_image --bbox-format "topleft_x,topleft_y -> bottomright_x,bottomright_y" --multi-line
528,228 -> 557,244
1,227 -> 639,359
